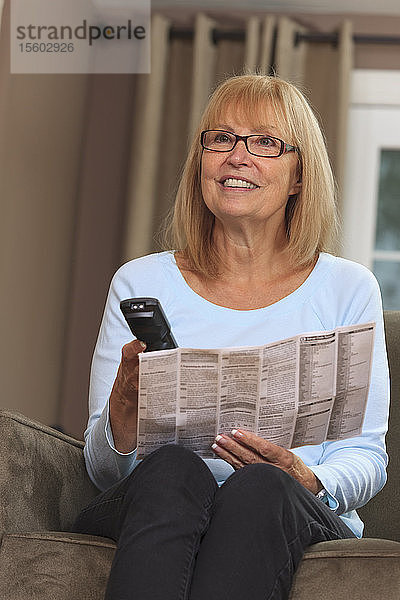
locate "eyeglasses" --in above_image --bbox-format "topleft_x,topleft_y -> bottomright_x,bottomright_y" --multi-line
200,130 -> 298,158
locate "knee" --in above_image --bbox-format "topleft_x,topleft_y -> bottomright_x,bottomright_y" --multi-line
147,443 -> 206,473
237,462 -> 294,488
125,444 -> 216,499
220,463 -> 296,509
151,442 -> 197,461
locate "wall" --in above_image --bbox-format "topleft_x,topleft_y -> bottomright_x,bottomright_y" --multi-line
0,1 -> 88,425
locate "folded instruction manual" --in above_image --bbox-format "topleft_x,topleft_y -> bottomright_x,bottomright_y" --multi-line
137,322 -> 375,459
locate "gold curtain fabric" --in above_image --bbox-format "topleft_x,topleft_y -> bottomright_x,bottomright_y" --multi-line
123,14 -> 171,261
300,19 -> 354,208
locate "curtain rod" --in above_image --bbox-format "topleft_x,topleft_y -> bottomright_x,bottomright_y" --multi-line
169,27 -> 400,46
294,31 -> 400,46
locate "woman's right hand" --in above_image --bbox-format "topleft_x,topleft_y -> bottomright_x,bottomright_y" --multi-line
109,339 -> 146,453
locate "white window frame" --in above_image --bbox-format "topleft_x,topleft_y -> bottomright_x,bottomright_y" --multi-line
342,69 -> 400,269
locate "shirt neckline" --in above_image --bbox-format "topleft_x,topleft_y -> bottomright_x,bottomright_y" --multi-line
163,250 -> 332,315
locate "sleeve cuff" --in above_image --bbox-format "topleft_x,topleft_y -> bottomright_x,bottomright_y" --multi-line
104,401 -> 137,457
308,465 -> 339,512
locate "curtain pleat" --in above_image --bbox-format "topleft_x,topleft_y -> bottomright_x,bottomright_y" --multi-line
275,17 -> 307,84
58,75 -> 137,436
153,34 -> 194,245
272,16 -> 354,205
244,17 -> 261,72
335,20 -> 354,206
303,19 -> 354,205
123,14 -> 170,261
189,13 -> 217,141
214,33 -> 244,84
259,16 -> 276,74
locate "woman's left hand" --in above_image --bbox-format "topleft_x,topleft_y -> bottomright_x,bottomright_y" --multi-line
212,429 -> 323,495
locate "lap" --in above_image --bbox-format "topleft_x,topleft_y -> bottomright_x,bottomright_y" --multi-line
74,445 -> 354,543
74,444 -> 217,540
216,463 -> 355,540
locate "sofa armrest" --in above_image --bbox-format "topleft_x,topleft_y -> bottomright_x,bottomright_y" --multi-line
0,409 -> 99,534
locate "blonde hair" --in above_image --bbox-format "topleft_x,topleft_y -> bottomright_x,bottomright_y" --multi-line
163,74 -> 338,278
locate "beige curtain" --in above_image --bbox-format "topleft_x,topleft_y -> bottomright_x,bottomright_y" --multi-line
260,17 -> 277,74
58,75 -> 138,436
275,17 -> 308,84
275,17 -> 354,208
123,15 -> 170,260
189,14 -> 218,140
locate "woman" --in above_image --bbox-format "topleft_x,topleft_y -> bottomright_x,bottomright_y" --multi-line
75,75 -> 389,600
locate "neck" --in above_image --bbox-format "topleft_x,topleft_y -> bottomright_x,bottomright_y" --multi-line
210,219 -> 291,283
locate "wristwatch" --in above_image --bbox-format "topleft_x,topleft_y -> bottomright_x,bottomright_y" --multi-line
316,488 -> 328,503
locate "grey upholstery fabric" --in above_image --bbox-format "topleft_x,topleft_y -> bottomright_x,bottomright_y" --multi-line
0,532 -> 114,600
0,410 -> 99,533
358,310 -> 400,540
290,539 -> 400,600
0,311 -> 399,599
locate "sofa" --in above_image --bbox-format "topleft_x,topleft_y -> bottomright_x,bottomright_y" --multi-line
0,312 -> 399,599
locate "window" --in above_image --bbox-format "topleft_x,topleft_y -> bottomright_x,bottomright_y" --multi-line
373,150 -> 400,309
343,70 -> 400,309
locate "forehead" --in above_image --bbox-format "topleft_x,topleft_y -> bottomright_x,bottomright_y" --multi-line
209,99 -> 289,138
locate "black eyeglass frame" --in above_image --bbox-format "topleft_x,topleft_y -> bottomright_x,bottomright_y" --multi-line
200,129 -> 298,158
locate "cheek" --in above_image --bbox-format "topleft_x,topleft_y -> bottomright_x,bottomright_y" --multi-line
269,162 -> 299,194
200,155 -> 220,199
201,154 -> 215,181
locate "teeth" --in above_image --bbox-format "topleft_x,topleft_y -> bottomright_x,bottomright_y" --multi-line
223,178 -> 258,189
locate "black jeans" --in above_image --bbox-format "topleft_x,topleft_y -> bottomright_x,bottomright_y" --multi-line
74,444 -> 355,600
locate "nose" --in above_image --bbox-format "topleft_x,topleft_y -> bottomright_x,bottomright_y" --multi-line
226,139 -> 253,165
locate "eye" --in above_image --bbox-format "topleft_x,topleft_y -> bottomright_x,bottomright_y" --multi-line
256,135 -> 278,148
213,131 -> 233,144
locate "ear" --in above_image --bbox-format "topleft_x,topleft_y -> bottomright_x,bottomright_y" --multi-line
289,178 -> 302,197
289,157 -> 302,197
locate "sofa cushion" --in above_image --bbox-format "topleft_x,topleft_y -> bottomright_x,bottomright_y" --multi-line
290,538 -> 400,599
0,531 -> 116,600
1,533 -> 399,600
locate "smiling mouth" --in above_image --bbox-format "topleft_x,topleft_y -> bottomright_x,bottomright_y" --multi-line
220,177 -> 259,190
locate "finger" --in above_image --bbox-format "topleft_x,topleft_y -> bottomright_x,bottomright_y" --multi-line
214,434 -> 262,465
124,364 -> 140,391
115,344 -> 143,399
231,429 -> 293,467
211,441 -> 245,470
122,339 -> 146,361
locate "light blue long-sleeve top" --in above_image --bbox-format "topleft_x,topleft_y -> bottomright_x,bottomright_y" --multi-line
84,251 -> 390,538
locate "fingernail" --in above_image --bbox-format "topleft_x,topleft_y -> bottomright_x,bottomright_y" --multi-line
231,429 -> 243,437
139,341 -> 146,349
211,443 -> 220,451
215,434 -> 223,442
